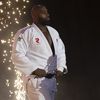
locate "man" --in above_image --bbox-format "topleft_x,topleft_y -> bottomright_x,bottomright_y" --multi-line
12,4 -> 68,100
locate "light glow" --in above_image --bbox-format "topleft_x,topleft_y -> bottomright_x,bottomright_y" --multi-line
0,0 -> 31,99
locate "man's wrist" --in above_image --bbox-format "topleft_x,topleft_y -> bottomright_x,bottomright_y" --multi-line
57,67 -> 64,72
31,68 -> 38,75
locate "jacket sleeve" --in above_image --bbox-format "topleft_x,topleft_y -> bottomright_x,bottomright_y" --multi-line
12,29 -> 38,75
57,34 -> 68,74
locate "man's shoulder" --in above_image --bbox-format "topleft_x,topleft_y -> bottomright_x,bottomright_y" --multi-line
14,25 -> 33,39
47,25 -> 57,31
17,25 -> 31,34
47,25 -> 59,36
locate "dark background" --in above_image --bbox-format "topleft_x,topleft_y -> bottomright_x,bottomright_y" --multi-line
0,0 -> 100,100
35,0 -> 100,100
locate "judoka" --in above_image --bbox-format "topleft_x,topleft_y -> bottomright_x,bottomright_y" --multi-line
12,4 -> 68,100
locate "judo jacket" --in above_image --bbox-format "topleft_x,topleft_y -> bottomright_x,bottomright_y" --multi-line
12,23 -> 67,76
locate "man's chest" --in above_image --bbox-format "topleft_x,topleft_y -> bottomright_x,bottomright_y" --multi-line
29,29 -> 58,55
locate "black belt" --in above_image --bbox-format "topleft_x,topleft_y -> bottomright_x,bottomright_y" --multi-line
45,73 -> 55,79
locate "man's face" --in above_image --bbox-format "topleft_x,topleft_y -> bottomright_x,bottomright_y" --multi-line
37,6 -> 50,24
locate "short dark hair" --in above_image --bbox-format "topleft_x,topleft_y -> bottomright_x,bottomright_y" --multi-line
31,4 -> 45,15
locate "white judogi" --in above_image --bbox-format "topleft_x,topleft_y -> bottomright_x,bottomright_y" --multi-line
12,23 -> 67,100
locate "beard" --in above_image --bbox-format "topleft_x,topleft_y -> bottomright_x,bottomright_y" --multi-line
39,17 -> 51,26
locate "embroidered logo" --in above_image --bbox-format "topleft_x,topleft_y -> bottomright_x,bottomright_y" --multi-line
18,37 -> 22,41
35,38 -> 39,43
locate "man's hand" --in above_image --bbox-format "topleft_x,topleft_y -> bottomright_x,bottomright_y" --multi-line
56,70 -> 63,77
31,68 -> 46,78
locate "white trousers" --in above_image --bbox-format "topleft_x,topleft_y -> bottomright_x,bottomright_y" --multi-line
23,75 -> 57,100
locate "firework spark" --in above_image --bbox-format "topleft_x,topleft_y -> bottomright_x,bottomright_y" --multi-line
0,0 -> 30,100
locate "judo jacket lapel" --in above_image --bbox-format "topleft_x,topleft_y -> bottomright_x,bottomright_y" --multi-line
32,24 -> 54,56
46,26 -> 56,55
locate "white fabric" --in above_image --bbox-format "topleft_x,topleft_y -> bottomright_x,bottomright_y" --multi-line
22,75 -> 56,100
12,23 -> 67,100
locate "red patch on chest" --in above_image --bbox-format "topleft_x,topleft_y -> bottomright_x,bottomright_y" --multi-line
35,38 -> 39,43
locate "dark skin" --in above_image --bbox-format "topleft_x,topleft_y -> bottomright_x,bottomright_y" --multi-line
31,5 -> 63,78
